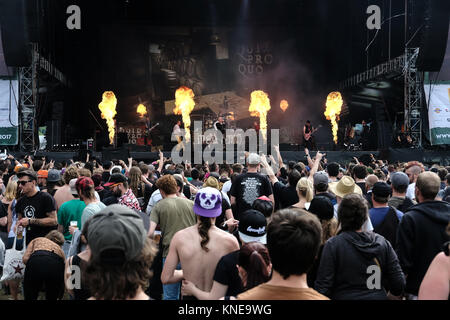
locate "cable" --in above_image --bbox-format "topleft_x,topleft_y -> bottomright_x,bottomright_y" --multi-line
366,13 -> 406,52
405,23 -> 424,47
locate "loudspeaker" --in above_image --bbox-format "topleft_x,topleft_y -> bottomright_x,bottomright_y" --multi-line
102,149 -> 130,162
46,120 -> 61,149
0,0 -> 32,66
416,0 -> 450,71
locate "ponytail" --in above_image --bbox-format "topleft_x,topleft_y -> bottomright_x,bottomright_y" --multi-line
238,242 -> 271,290
198,216 -> 212,252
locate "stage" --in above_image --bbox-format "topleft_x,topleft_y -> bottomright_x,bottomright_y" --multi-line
9,148 -> 450,166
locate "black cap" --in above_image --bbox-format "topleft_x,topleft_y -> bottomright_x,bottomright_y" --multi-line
308,196 -> 334,220
238,209 -> 267,244
104,173 -> 128,187
17,169 -> 37,181
372,182 -> 392,198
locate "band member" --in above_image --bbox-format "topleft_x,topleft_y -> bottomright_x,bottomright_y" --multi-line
359,120 -> 371,150
213,116 -> 226,135
144,114 -> 152,146
173,120 -> 183,151
303,120 -> 317,150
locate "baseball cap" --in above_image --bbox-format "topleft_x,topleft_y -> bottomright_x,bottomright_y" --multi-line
17,169 -> 37,181
247,153 -> 261,165
37,170 -> 48,178
88,204 -> 147,265
238,209 -> 267,244
104,173 -> 128,187
390,172 -> 409,190
193,187 -> 222,218
47,169 -> 61,182
76,177 -> 94,192
308,196 -> 334,220
372,182 -> 392,198
313,172 -> 329,186
69,178 -> 78,196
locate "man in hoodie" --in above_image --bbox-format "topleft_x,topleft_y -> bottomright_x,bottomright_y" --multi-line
315,194 -> 405,300
396,171 -> 450,299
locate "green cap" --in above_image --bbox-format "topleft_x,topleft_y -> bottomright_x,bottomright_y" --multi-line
87,204 -> 146,265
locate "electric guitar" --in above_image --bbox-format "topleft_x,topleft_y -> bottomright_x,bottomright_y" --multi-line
304,125 -> 322,141
145,123 -> 159,135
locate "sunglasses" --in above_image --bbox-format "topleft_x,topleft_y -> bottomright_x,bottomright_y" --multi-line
18,180 -> 32,186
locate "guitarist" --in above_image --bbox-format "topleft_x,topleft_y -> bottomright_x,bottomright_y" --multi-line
303,120 -> 317,150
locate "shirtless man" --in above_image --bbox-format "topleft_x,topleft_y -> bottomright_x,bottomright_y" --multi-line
161,187 -> 239,300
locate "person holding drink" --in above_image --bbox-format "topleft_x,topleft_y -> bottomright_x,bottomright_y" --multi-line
57,178 -> 86,256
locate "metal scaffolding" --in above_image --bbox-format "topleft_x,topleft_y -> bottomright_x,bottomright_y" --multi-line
19,45 -> 38,151
403,47 -> 423,148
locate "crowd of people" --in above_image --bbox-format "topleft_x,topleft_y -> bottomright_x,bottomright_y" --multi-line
0,147 -> 449,300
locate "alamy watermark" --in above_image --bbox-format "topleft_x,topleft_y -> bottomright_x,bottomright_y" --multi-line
366,264 -> 381,290
170,121 -> 280,171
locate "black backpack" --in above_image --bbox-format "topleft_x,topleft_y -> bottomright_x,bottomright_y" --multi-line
397,197 -> 414,213
374,207 -> 399,248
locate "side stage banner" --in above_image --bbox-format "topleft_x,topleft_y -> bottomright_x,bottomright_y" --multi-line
0,79 -> 19,145
424,84 -> 450,145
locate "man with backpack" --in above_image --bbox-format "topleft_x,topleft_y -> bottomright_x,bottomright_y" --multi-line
369,182 -> 404,246
388,172 -> 415,212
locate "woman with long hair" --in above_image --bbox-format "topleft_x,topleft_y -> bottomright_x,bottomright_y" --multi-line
237,242 -> 272,291
1,179 -> 17,244
128,166 -> 151,212
290,177 -> 314,210
2,179 -> 22,300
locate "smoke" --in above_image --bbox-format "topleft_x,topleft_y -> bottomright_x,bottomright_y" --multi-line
235,38 -> 330,134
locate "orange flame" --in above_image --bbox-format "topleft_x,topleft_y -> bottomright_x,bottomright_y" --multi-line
324,91 -> 343,144
280,100 -> 289,112
174,86 -> 195,141
98,91 -> 117,145
137,104 -> 147,118
249,90 -> 271,141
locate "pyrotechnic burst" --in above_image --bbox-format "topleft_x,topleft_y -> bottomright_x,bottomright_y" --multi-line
249,90 -> 271,141
137,104 -> 147,118
98,91 -> 117,145
174,86 -> 195,142
324,91 -> 343,144
280,100 -> 288,112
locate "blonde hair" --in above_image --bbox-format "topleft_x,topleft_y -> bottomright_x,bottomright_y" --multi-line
203,176 -> 220,190
4,180 -> 18,201
296,177 -> 314,202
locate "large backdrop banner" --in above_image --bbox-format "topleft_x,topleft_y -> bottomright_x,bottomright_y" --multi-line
424,84 -> 450,146
0,79 -> 19,145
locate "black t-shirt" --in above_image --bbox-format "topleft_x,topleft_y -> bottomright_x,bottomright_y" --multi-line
273,182 -> 299,210
230,172 -> 273,220
15,191 -> 56,244
215,197 -> 231,230
213,250 -> 243,297
356,182 -> 367,195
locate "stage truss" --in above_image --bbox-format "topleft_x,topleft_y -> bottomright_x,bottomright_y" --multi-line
339,47 -> 423,148
18,44 -> 38,151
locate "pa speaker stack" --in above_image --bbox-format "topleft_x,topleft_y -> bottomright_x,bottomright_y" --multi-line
416,0 -> 450,72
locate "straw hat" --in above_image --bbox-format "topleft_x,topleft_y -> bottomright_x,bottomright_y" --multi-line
328,176 -> 362,198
